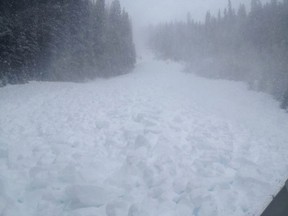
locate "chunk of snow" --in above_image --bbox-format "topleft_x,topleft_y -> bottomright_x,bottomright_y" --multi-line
64,185 -> 122,210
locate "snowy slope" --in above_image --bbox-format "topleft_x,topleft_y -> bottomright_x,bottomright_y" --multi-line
1,54 -> 288,216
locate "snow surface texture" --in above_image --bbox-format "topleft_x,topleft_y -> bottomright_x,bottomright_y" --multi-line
1,54 -> 288,216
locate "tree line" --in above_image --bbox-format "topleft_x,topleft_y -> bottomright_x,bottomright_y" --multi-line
149,0 -> 288,109
0,0 -> 136,86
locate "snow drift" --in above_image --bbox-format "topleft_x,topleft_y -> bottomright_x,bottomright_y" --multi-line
1,54 -> 288,216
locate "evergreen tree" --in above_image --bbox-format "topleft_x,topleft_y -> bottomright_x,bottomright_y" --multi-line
237,4 -> 247,21
106,0 -> 126,75
93,0 -> 107,74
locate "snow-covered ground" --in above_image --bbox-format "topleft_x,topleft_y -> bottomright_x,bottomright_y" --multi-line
1,54 -> 288,216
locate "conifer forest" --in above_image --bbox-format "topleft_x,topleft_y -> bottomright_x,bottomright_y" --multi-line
0,0 -> 136,84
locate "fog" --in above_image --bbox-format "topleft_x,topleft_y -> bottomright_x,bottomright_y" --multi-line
117,0 -> 270,52
119,0 -> 269,25
147,0 -> 288,108
1,0 -> 287,105
1,1 -> 288,215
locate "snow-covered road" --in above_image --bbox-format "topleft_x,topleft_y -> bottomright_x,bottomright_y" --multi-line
1,55 -> 288,216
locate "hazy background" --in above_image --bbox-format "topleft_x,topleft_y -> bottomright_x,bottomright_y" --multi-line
115,0 -> 270,51
118,0 -> 269,25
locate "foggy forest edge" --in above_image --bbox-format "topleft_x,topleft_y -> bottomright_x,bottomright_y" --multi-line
1,0 -> 288,110
149,0 -> 288,110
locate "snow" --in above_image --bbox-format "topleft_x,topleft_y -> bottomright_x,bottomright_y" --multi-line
1,53 -> 288,216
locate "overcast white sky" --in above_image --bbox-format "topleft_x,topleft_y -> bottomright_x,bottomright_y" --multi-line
119,0 -> 269,25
